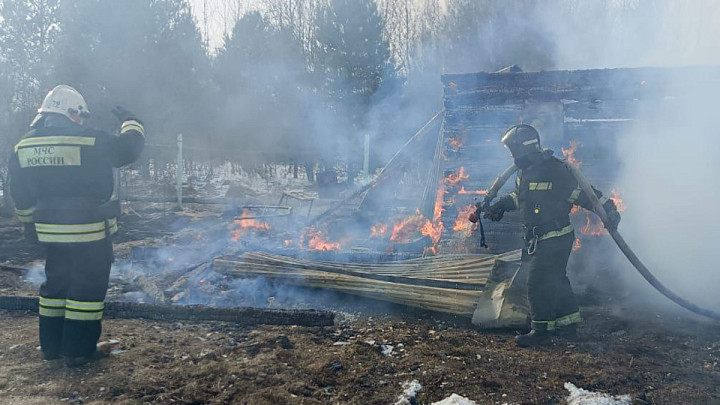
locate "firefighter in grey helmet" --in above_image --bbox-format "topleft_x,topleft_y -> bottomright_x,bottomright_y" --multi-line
483,124 -> 620,347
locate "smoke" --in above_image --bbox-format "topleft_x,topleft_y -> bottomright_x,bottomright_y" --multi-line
536,1 -> 720,312
545,0 -> 720,70
36,1 -> 720,315
614,78 -> 720,311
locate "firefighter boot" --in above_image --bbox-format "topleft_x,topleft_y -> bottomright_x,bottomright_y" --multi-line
65,341 -> 113,367
515,329 -> 552,347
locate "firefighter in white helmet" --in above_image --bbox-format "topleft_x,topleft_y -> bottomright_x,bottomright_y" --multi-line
9,85 -> 145,366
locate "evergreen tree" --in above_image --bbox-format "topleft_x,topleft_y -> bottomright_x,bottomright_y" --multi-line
0,0 -> 60,142
52,0 -> 212,149
311,0 -> 392,166
213,11 -> 317,163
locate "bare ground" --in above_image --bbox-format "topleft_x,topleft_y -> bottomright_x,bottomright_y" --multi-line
1,209 -> 719,404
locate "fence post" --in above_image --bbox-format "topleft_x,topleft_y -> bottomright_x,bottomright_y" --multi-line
176,133 -> 183,210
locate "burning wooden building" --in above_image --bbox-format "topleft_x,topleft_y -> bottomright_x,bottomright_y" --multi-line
360,65 -> 720,255
113,65 -> 720,329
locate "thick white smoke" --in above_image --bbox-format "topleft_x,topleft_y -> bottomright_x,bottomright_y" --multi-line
614,80 -> 720,311
543,1 -> 720,311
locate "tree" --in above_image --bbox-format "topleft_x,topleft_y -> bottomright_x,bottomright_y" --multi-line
441,0 -> 557,72
0,0 -> 60,207
213,11 -> 317,163
0,0 -> 60,145
52,0 -> 212,149
311,0 -> 392,164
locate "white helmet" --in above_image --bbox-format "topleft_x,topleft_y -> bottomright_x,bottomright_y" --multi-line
38,85 -> 91,120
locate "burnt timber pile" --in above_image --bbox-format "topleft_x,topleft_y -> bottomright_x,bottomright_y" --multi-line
213,250 -> 522,316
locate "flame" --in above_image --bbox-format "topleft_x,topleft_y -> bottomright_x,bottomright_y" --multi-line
421,218 -> 443,244
448,137 -> 463,151
581,214 -> 607,236
445,167 -> 469,187
283,239 -> 293,247
389,184 -> 445,248
569,189 -> 627,238
232,209 -> 270,241
370,223 -> 387,238
424,181 -> 447,252
388,180 -> 446,252
458,186 -> 488,195
390,210 -> 426,242
573,238 -> 582,251
301,228 -> 341,251
610,189 -> 626,212
561,140 -> 581,168
453,205 -> 477,237
433,184 -> 445,223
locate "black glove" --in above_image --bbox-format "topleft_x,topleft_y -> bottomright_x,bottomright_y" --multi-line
483,203 -> 505,222
111,105 -> 142,124
602,199 -> 621,230
23,223 -> 38,245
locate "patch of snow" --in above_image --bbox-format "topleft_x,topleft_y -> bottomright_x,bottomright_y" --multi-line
394,380 -> 422,405
565,382 -> 631,405
381,344 -> 394,356
431,393 -> 477,405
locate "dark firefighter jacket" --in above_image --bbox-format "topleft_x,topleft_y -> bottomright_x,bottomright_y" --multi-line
9,118 -> 144,243
494,154 -> 609,241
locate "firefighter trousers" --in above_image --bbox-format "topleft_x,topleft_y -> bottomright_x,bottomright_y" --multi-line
38,239 -> 113,358
524,231 -> 581,331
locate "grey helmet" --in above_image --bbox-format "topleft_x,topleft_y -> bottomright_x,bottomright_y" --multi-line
500,124 -> 541,159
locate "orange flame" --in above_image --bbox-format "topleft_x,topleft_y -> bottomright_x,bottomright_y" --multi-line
445,167 -> 469,187
611,189 -> 626,212
561,141 -> 581,168
453,205 -> 477,237
370,223 -> 387,238
390,210 -> 426,243
458,186 -> 488,195
421,218 -> 443,245
581,214 -> 607,236
433,184 -> 445,223
572,238 -> 582,251
232,209 -> 270,241
448,137 -> 463,151
302,228 -> 341,251
389,180 -> 446,252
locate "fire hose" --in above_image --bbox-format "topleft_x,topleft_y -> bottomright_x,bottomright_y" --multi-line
481,163 -> 720,322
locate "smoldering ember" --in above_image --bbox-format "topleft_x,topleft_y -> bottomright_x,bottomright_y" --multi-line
1,1 -> 720,404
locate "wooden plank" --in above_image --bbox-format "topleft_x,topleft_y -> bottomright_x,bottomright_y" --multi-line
212,251 -> 522,316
